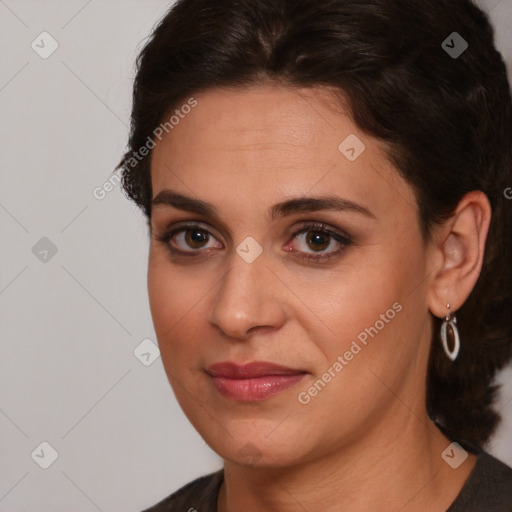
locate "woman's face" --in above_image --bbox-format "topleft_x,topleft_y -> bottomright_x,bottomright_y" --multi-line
148,85 -> 436,468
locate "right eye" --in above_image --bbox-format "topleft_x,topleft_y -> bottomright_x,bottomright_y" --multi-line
155,224 -> 223,256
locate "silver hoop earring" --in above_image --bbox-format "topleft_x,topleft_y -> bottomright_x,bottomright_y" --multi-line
440,303 -> 460,361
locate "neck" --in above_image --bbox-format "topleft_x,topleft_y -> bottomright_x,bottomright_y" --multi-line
217,410 -> 476,512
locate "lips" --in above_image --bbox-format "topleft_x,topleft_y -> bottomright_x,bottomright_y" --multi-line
206,361 -> 307,401
206,361 -> 306,378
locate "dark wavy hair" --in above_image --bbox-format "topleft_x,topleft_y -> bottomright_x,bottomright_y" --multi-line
118,0 -> 512,449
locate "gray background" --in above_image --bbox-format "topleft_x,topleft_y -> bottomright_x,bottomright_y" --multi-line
0,1 -> 511,510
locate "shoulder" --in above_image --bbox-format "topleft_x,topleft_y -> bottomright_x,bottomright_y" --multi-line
448,450 -> 512,512
140,469 -> 224,512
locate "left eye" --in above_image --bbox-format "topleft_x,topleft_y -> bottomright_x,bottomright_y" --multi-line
286,223 -> 352,261
293,229 -> 338,252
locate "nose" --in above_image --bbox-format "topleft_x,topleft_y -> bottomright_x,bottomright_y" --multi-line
208,250 -> 287,340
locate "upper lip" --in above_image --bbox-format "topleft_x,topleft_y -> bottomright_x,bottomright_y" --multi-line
206,361 -> 306,379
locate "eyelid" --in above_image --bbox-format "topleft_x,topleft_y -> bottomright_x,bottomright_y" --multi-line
158,220 -> 223,240
290,220 -> 352,241
155,217 -> 350,239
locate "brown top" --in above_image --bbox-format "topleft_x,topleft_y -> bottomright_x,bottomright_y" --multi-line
141,450 -> 512,511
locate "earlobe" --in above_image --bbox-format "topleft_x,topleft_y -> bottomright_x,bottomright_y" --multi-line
427,191 -> 492,318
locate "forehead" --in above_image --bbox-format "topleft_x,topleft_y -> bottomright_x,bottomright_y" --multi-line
154,85 -> 351,156
150,84 -> 416,220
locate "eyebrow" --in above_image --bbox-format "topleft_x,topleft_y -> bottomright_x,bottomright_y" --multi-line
151,190 -> 376,221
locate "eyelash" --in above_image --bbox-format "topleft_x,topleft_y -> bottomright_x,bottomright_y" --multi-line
154,221 -> 353,263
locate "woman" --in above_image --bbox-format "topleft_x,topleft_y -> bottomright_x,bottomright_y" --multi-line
118,0 -> 512,510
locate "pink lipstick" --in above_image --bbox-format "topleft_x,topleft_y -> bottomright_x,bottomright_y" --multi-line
206,361 -> 307,401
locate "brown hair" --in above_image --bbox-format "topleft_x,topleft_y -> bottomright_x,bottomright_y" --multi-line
118,0 -> 512,448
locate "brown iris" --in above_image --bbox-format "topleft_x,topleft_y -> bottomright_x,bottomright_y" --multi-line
185,229 -> 209,249
306,230 -> 330,251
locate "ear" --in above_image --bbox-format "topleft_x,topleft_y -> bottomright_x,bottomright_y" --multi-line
426,190 -> 492,318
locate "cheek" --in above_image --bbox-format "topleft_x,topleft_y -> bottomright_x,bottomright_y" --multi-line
310,240 -> 425,366
147,250 -> 208,354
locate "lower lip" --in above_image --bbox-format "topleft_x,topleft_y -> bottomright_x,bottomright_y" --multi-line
210,374 -> 307,401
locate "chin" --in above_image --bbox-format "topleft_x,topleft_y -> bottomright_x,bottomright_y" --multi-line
203,424 -> 307,468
